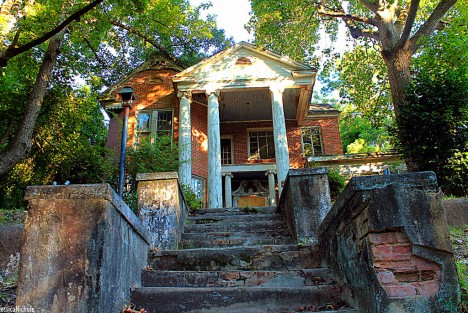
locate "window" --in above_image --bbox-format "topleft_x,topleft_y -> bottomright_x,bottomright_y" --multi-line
236,57 -> 252,65
136,110 -> 173,142
248,130 -> 275,160
221,137 -> 233,165
301,127 -> 323,157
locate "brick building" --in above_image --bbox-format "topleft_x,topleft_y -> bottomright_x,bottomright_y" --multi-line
100,42 -> 343,208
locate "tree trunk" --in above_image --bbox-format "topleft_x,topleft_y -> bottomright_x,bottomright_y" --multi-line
381,45 -> 413,115
382,45 -> 422,171
0,35 -> 62,175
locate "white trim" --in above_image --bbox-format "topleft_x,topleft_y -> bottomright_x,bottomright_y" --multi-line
221,163 -> 277,174
247,128 -> 275,160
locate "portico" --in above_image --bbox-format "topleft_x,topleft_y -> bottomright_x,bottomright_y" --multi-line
172,42 -> 316,208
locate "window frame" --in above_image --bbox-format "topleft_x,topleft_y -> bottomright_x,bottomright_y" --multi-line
221,135 -> 234,165
135,109 -> 174,143
247,128 -> 276,160
301,126 -> 324,157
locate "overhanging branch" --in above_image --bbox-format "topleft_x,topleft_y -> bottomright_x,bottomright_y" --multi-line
317,4 -> 377,26
0,0 -> 104,68
409,0 -> 457,53
109,20 -> 186,68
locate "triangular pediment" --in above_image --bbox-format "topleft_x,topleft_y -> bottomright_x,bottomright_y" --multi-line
173,42 -> 316,90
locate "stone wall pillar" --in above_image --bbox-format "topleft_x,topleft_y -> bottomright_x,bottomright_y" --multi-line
136,172 -> 189,250
270,85 -> 290,196
318,172 -> 459,312
178,91 -> 192,188
224,172 -> 233,208
207,90 -> 223,208
278,168 -> 331,244
16,184 -> 150,313
266,169 -> 276,206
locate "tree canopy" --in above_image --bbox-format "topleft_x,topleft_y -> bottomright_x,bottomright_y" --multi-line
248,0 -> 460,112
0,0 -> 232,177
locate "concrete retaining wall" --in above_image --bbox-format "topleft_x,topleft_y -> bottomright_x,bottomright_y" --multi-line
136,172 -> 189,250
278,168 -> 331,244
16,184 -> 150,313
318,172 -> 459,312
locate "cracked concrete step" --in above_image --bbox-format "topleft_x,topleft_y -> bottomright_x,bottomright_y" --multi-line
130,286 -> 347,313
182,229 -> 292,240
184,219 -> 287,233
192,206 -> 278,215
141,268 -> 334,288
181,236 -> 295,248
186,213 -> 283,224
148,244 -> 320,271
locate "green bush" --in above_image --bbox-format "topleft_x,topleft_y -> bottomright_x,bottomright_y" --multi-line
327,168 -> 347,201
394,72 -> 468,197
181,185 -> 203,211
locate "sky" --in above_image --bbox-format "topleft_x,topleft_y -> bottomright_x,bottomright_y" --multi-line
189,0 -> 254,42
188,0 -> 347,100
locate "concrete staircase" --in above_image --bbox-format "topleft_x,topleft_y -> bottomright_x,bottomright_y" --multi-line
130,207 -> 356,313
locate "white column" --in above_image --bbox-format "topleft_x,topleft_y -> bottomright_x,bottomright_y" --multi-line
266,169 -> 276,206
207,90 -> 223,208
270,85 -> 290,196
178,91 -> 192,188
224,172 -> 233,208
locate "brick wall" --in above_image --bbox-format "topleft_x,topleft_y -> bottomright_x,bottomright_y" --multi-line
191,103 -> 208,179
106,68 -> 180,153
369,230 -> 441,298
220,117 -> 343,169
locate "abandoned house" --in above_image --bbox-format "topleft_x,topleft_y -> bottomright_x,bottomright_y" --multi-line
100,42 -> 344,208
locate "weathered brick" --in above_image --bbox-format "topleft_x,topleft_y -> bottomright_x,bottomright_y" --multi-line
384,284 -> 417,298
376,271 -> 397,284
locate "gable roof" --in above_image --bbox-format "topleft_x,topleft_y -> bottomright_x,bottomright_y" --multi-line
172,42 -> 316,90
99,55 -> 184,103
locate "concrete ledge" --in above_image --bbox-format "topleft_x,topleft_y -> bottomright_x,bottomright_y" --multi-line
318,172 -> 459,312
25,184 -> 150,244
279,168 -> 331,244
137,172 -> 189,250
136,172 -> 179,182
17,183 -> 150,313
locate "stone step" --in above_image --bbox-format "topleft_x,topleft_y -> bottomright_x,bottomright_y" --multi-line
130,286 -> 349,313
183,229 -> 292,240
184,219 -> 287,233
148,244 -> 320,271
192,206 -> 278,215
181,236 -> 295,248
186,213 -> 283,224
141,268 -> 334,288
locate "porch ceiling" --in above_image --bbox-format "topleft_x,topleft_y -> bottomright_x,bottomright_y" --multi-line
193,88 -> 301,122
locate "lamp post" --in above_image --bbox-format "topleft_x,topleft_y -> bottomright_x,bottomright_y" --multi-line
117,86 -> 135,197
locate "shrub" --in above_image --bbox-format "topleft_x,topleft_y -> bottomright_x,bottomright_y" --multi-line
327,168 -> 347,201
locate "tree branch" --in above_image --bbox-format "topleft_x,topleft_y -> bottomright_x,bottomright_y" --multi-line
109,20 -> 186,68
83,36 -> 105,65
317,4 -> 377,26
342,18 -> 380,41
0,0 -> 104,68
397,0 -> 420,48
409,0 -> 457,52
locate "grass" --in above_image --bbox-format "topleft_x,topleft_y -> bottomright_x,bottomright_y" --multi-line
450,226 -> 468,312
0,208 -> 27,225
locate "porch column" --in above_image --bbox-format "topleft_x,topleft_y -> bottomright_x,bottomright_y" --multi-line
178,91 -> 192,188
224,172 -> 233,208
270,85 -> 290,195
266,169 -> 276,206
207,90 -> 223,208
